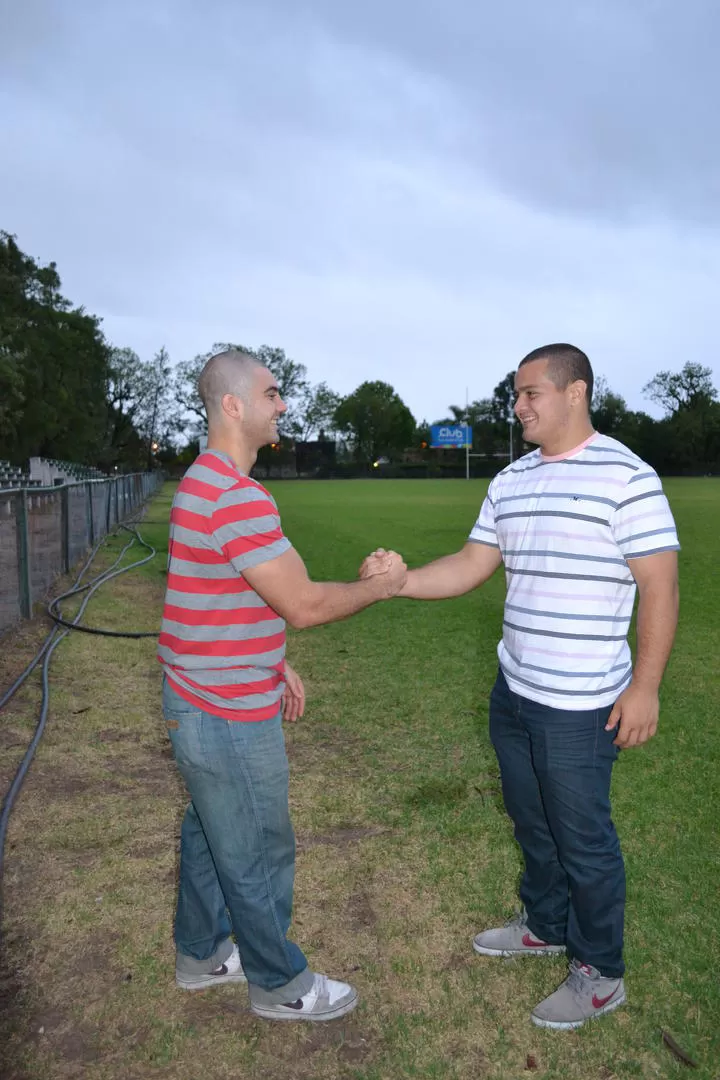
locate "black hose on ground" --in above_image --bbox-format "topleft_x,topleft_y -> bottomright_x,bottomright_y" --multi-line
46,526 -> 158,638
0,524 -> 161,930
0,530 -> 130,713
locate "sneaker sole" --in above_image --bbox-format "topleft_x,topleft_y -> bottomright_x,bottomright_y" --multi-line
531,992 -> 627,1030
176,973 -> 248,991
473,941 -> 566,958
250,993 -> 358,1022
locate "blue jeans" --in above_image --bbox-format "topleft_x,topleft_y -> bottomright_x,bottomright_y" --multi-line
162,676 -> 313,1003
490,670 -> 625,978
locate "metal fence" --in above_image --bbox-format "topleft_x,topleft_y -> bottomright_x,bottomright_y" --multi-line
0,473 -> 163,634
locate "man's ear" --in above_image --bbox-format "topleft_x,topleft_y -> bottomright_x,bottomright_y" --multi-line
569,380 -> 588,409
221,393 -> 244,420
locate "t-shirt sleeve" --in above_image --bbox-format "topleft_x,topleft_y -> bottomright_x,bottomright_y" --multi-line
610,467 -> 680,560
211,482 -> 292,573
468,477 -> 500,548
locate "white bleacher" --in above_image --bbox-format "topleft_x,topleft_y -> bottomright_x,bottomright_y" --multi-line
0,458 -> 108,491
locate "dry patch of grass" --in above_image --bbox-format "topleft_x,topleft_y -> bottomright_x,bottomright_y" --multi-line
0,536 -> 397,1080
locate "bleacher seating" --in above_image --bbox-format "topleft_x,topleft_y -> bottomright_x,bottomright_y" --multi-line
0,461 -> 34,491
0,458 -> 108,491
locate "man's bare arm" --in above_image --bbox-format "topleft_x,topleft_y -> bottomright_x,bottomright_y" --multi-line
627,549 -> 680,691
243,547 -> 406,630
360,542 -> 502,600
605,549 -> 679,748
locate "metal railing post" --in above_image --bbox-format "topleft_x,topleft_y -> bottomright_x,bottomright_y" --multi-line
61,485 -> 70,572
86,482 -> 95,547
15,489 -> 32,618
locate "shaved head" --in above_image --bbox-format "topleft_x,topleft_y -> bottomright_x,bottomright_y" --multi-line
198,349 -> 264,421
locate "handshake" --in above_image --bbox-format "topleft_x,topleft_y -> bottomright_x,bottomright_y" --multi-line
358,548 -> 407,598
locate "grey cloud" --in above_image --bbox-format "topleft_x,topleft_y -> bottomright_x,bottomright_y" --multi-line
1,0 -> 719,426
255,0 -> 720,225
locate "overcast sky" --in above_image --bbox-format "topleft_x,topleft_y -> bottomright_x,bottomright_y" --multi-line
2,0 -> 719,423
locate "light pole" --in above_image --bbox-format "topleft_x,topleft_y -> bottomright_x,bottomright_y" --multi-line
465,387 -> 470,480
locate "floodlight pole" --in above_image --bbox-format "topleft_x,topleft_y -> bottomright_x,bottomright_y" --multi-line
465,386 -> 470,480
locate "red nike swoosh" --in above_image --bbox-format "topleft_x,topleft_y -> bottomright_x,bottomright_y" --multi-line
522,932 -> 552,948
592,989 -> 618,1008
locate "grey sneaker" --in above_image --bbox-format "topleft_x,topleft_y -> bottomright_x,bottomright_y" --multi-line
531,959 -> 626,1030
176,943 -> 248,990
473,911 -> 566,957
250,972 -> 358,1022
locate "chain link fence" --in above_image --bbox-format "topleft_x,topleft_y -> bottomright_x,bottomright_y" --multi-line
0,473 -> 163,634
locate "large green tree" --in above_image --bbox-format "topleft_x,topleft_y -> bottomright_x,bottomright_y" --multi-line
488,371 -> 518,425
641,362 -> 720,471
643,362 -> 717,415
102,345 -> 180,469
591,376 -> 629,435
334,381 -> 416,463
103,347 -> 148,470
0,232 -> 111,463
293,382 -> 342,441
137,346 -> 179,465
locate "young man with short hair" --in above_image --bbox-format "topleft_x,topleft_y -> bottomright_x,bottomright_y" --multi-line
159,349 -> 405,1022
363,343 -> 679,1029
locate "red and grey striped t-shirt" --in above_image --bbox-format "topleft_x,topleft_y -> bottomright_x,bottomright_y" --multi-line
157,450 -> 291,721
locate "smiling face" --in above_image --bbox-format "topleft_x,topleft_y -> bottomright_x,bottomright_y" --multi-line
514,358 -> 590,454
241,365 -> 287,449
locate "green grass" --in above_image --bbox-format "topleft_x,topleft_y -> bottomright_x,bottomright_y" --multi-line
0,477 -> 718,1080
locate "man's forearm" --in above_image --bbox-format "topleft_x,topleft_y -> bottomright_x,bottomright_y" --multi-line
399,546 -> 500,600
632,580 -> 679,690
294,577 -> 391,628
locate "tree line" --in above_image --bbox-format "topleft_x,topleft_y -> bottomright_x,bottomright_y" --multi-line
438,365 -> 720,475
1,231 -> 718,474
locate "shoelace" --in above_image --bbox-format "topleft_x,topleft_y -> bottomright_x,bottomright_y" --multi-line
566,962 -> 603,1000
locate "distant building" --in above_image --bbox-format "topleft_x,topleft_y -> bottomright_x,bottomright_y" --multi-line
295,439 -> 336,475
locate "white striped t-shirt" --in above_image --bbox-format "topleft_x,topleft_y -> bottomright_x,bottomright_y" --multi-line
469,433 -> 680,709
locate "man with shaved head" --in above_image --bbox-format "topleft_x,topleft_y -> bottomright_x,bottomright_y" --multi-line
197,350 -> 265,417
363,343 -> 680,1030
158,349 -> 406,1022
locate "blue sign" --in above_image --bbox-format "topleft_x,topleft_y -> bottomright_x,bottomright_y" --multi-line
430,424 -> 472,448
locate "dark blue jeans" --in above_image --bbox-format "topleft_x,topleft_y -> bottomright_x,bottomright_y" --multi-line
490,670 -> 625,978
162,676 -> 313,1003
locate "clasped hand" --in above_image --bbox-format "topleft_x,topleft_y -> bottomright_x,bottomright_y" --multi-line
358,547 -> 407,596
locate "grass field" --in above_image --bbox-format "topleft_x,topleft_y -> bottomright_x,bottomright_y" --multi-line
0,477 -> 718,1080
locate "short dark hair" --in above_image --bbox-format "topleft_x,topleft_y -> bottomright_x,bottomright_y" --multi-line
518,343 -> 594,406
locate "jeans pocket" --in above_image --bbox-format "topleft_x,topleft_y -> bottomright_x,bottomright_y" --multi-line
163,677 -> 203,727
165,709 -> 202,733
164,700 -> 202,717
